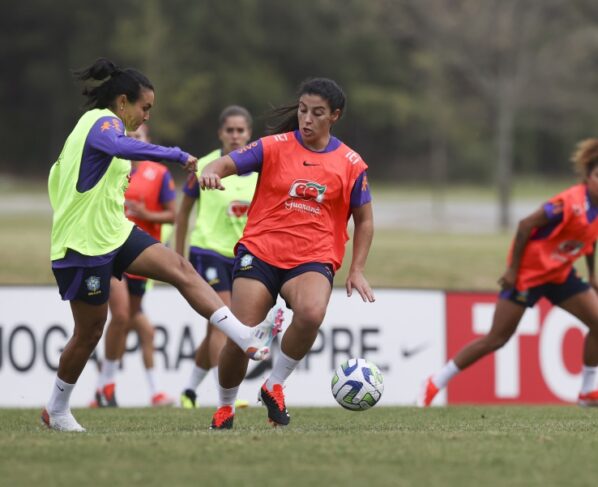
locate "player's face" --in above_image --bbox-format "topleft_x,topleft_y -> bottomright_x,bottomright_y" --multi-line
297,94 -> 340,148
586,165 -> 598,202
219,115 -> 251,154
121,88 -> 154,132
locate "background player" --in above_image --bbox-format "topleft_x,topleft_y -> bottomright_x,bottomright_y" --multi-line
94,124 -> 175,408
177,106 -> 257,408
200,78 -> 375,429
418,138 -> 598,407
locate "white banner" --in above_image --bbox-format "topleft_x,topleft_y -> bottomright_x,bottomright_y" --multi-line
0,287 -> 446,408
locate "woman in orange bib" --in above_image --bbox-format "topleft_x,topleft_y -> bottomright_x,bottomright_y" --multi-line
200,78 -> 375,428
419,139 -> 598,407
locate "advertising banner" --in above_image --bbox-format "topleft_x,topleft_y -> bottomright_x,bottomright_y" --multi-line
0,287 -> 446,407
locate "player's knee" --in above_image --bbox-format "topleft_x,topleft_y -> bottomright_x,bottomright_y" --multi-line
170,255 -> 196,288
76,321 -> 104,350
293,304 -> 326,331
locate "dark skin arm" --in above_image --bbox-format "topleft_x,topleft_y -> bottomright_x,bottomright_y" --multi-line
175,193 -> 196,257
126,199 -> 176,224
499,206 -> 552,290
585,241 -> 598,291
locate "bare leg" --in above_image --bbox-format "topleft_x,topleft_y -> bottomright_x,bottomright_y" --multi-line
58,301 -> 108,383
132,311 -> 155,369
104,277 -> 130,361
452,298 -> 526,370
558,289 -> 598,367
279,273 -> 331,359
218,279 -> 273,388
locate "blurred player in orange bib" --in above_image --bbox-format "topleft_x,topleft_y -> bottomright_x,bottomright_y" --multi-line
200,78 -> 375,428
94,124 -> 176,407
419,139 -> 598,407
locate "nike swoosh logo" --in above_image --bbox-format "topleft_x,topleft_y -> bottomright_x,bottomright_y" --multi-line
217,315 -> 228,323
57,385 -> 65,392
303,161 -> 320,166
400,342 -> 429,358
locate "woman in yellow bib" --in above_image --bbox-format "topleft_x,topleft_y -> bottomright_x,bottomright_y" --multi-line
43,58 -> 276,432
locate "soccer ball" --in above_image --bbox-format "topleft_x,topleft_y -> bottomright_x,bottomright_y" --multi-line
331,358 -> 384,411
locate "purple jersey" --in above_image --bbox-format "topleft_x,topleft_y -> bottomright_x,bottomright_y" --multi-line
77,117 -> 189,192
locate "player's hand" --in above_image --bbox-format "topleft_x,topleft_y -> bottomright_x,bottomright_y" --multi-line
125,200 -> 146,219
183,155 -> 198,173
498,267 -> 517,290
199,172 -> 225,190
346,270 -> 375,302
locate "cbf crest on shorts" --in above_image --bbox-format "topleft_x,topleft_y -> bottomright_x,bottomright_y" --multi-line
85,275 -> 101,296
240,254 -> 253,270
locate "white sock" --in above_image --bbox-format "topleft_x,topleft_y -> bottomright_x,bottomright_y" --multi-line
98,359 -> 118,388
209,306 -> 253,351
185,365 -> 209,391
581,365 -> 598,394
266,349 -> 300,389
432,360 -> 460,389
217,384 -> 239,410
47,376 -> 75,415
145,368 -> 157,396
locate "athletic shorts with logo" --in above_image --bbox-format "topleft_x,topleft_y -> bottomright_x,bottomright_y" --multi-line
189,248 -> 234,293
233,244 -> 334,305
52,226 -> 158,305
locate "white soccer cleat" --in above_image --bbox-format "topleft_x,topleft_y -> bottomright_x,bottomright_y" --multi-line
41,408 -> 86,432
244,306 -> 285,361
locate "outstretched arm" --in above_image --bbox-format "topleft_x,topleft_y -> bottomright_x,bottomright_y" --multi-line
347,202 -> 375,302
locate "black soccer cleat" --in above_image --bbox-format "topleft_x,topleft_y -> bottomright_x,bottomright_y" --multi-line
259,382 -> 290,426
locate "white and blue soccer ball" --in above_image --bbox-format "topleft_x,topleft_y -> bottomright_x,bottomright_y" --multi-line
331,358 -> 384,411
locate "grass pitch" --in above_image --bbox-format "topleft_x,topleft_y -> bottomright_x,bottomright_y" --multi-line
1,406 -> 597,487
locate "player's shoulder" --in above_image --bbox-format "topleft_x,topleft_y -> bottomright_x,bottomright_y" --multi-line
93,114 -> 124,134
551,183 -> 585,202
262,132 -> 294,147
336,141 -> 367,170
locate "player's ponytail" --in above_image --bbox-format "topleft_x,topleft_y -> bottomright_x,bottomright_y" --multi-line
571,138 -> 598,179
73,57 -> 154,110
266,78 -> 346,135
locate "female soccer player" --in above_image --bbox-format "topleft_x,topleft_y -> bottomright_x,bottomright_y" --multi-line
177,106 -> 273,409
43,58 -> 275,432
94,124 -> 175,408
418,139 -> 598,407
200,78 -> 375,428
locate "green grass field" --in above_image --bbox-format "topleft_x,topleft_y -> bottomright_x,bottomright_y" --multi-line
1,406 -> 597,487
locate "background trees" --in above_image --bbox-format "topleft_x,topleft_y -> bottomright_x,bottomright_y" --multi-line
3,0 -> 598,210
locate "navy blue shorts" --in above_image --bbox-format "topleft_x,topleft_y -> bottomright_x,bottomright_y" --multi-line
189,248 -> 234,292
232,244 -> 334,304
52,226 -> 158,305
125,275 -> 148,296
499,268 -> 590,308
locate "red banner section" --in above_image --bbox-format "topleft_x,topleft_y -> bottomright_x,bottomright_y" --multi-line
446,292 -> 585,404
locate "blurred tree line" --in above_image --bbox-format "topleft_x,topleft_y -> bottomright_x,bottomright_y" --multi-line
3,0 -> 598,224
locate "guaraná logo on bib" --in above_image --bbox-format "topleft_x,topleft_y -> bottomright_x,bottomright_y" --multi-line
288,179 -> 326,203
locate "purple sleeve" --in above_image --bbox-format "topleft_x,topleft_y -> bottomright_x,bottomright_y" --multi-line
158,171 -> 176,204
543,201 -> 564,224
350,171 -> 372,208
229,140 -> 264,174
87,117 -> 189,165
182,173 -> 200,199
